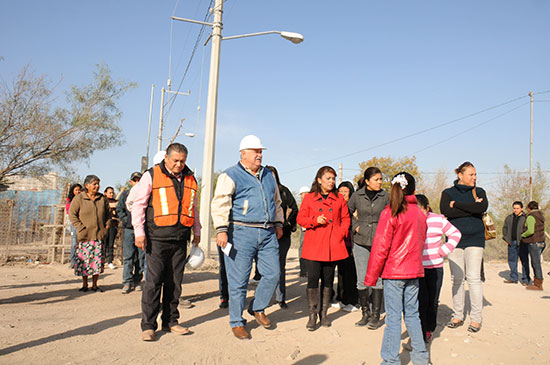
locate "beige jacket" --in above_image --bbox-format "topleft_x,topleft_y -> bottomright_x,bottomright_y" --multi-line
68,191 -> 112,242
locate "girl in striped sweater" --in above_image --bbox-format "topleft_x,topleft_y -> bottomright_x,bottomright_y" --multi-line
416,194 -> 461,343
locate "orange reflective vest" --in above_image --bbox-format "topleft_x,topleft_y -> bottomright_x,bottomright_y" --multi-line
151,165 -> 197,227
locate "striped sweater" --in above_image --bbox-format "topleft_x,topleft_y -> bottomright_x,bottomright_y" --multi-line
422,212 -> 462,269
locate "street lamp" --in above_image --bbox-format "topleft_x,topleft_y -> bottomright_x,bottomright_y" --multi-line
172,1 -> 303,257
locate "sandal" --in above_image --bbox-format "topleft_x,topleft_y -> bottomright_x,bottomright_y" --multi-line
446,319 -> 463,329
90,287 -> 103,292
78,286 -> 88,292
468,323 -> 481,333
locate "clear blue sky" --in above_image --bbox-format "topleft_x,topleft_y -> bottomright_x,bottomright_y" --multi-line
1,0 -> 549,194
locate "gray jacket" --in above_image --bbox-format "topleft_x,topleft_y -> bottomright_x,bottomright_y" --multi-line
347,187 -> 390,247
502,212 -> 526,244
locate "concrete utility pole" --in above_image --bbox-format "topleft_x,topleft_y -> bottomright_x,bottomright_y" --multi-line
199,0 -> 223,256
529,91 -> 534,202
171,1 -> 303,257
338,163 -> 343,185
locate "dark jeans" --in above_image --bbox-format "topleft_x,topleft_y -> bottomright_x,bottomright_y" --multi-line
141,235 -> 189,331
519,243 -> 531,284
336,248 -> 358,305
122,228 -> 145,285
217,244 -> 228,301
507,240 -> 520,282
418,267 -> 444,334
105,224 -> 118,264
275,235 -> 291,302
529,242 -> 546,280
305,259 -> 337,289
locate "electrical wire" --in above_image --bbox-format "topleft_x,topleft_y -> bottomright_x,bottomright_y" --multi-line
409,102 -> 529,155
282,94 -> 529,174
165,0 -> 214,116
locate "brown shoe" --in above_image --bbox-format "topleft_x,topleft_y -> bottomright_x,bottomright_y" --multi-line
141,329 -> 155,341
526,278 -> 544,291
503,279 -> 518,284
249,310 -> 271,328
232,326 -> 250,340
162,324 -> 192,335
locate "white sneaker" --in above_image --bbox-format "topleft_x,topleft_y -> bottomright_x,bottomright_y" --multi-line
342,304 -> 359,312
331,301 -> 343,309
108,263 -> 116,269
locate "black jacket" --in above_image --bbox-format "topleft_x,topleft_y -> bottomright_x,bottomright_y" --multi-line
279,184 -> 298,238
440,181 -> 488,248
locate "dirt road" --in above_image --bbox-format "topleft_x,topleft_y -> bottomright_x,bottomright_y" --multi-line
0,249 -> 548,364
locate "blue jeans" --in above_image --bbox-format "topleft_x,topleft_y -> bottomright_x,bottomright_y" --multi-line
519,244 -> 531,284
507,240 -> 520,282
122,228 -> 146,285
225,225 -> 280,328
529,242 -> 546,280
381,279 -> 429,365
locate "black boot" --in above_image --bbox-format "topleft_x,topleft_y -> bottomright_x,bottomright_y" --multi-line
320,287 -> 332,327
306,288 -> 319,331
355,289 -> 371,327
367,289 -> 383,330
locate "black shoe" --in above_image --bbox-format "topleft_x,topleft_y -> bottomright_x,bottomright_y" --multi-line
219,299 -> 229,309
278,301 -> 288,309
90,286 -> 103,292
78,286 -> 88,292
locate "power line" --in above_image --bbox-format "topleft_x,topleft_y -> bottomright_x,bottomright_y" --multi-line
165,0 -> 213,117
282,94 -> 529,174
409,102 -> 529,155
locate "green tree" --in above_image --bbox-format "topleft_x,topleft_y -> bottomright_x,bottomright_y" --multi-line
0,64 -> 136,185
354,155 -> 422,191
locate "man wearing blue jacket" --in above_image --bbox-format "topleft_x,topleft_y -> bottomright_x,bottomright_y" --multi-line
211,135 -> 284,340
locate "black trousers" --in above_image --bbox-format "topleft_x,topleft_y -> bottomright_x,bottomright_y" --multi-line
141,234 -> 189,331
336,246 -> 358,306
306,259 -> 337,289
418,267 -> 444,334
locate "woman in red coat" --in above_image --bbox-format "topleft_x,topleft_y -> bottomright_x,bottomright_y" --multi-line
297,166 -> 350,330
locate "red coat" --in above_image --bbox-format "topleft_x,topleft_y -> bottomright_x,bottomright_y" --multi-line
364,195 -> 426,286
297,192 -> 350,262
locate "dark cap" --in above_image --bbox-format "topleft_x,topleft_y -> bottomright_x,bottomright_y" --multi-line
130,172 -> 142,181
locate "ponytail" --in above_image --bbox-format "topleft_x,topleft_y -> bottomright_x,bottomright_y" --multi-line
390,182 -> 406,217
389,172 -> 416,217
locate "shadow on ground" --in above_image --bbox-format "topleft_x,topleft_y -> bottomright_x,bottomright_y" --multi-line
0,313 -> 140,356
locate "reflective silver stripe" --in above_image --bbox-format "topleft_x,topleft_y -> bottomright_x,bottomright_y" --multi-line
188,189 -> 195,217
159,187 -> 169,216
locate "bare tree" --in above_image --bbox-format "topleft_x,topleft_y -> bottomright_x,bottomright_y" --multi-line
416,166 -> 449,214
0,64 -> 136,184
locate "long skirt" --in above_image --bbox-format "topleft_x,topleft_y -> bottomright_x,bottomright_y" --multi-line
74,240 -> 104,276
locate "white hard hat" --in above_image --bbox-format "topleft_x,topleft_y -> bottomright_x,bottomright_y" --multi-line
239,135 -> 266,151
153,150 -> 166,165
299,186 -> 310,194
187,245 -> 205,269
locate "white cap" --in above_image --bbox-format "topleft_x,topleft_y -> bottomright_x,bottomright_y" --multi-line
299,186 -> 310,194
239,135 -> 266,151
153,150 -> 166,165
